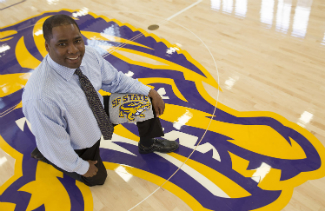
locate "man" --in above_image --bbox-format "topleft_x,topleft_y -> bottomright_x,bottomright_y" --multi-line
22,14 -> 179,186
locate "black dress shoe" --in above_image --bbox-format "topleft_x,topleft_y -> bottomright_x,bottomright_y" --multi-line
138,138 -> 179,154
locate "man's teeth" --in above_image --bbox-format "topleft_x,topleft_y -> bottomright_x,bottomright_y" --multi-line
68,57 -> 78,60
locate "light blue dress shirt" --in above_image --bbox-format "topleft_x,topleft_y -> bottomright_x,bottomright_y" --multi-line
22,46 -> 151,175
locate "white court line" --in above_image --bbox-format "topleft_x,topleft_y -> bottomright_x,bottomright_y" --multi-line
166,0 -> 203,21
88,8 -> 220,211
127,8 -> 221,211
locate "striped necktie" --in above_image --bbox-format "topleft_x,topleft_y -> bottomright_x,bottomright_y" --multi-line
75,68 -> 113,140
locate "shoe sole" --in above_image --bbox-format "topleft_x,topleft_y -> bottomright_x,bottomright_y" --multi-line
138,145 -> 179,154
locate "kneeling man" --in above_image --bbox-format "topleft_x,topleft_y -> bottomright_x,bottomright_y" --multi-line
22,14 -> 178,186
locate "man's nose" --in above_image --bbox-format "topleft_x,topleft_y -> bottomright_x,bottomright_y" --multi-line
67,43 -> 78,54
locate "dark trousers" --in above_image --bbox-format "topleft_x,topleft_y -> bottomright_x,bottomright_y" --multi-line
34,95 -> 164,186
38,139 -> 107,186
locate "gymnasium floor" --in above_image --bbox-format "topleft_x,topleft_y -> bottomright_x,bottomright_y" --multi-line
1,0 -> 325,210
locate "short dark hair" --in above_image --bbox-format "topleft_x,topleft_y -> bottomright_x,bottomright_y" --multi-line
43,14 -> 80,43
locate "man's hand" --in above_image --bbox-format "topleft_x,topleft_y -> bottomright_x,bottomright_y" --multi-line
148,89 -> 165,117
83,160 -> 98,177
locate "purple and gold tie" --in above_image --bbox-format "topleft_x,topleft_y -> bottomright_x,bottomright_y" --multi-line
75,68 -> 113,140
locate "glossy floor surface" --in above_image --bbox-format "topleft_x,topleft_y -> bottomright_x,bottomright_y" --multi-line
1,0 -> 325,210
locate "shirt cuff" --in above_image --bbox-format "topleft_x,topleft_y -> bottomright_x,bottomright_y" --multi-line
138,84 -> 151,96
75,160 -> 90,175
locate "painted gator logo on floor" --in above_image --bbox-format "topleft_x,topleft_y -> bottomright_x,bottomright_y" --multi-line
0,9 -> 325,211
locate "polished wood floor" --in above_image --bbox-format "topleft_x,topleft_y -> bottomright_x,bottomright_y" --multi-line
1,0 -> 325,210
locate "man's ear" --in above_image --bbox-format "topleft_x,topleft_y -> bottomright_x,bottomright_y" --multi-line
45,42 -> 49,52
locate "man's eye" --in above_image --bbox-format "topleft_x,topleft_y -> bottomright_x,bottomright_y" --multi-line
75,40 -> 82,43
58,43 -> 66,47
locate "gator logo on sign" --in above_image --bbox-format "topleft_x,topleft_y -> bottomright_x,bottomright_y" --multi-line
0,9 -> 325,211
119,101 -> 151,121
112,94 -> 152,122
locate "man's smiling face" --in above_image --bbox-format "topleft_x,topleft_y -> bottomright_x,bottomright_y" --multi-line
45,24 -> 85,69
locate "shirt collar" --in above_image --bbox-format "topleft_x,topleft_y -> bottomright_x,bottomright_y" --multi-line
47,54 -> 86,81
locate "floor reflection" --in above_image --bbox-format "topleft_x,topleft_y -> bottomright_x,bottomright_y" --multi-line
235,0 -> 247,18
275,0 -> 292,33
260,0 -> 275,28
297,111 -> 313,128
210,0 -> 322,42
0,44 -> 10,54
72,7 -> 89,18
0,156 -> 7,167
291,0 -> 313,38
211,0 -> 221,11
46,0 -> 59,5
251,162 -> 271,183
222,0 -> 233,14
